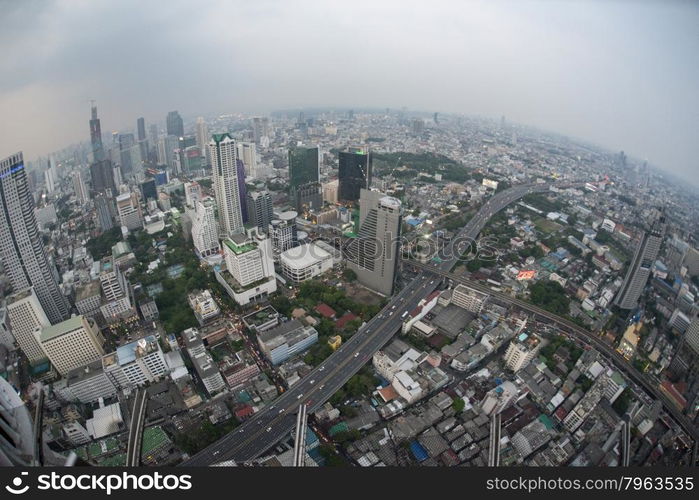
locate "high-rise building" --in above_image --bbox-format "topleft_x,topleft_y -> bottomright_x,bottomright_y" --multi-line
504,333 -> 542,372
89,103 -> 105,163
140,179 -> 157,202
102,335 -> 168,390
0,376 -> 35,465
252,117 -> 269,145
346,189 -> 401,296
237,159 -> 248,224
338,149 -> 372,202
0,153 -> 70,324
192,199 -> 220,258
236,142 -> 257,179
223,234 -> 275,288
195,117 -> 209,162
293,181 -> 323,213
72,171 -> 88,205
322,179 -> 339,205
0,305 -> 14,349
137,117 -> 147,141
5,288 -> 50,364
216,231 -> 277,305
269,211 -> 298,256
614,217 -> 664,309
288,146 -> 319,188
246,191 -> 273,233
44,165 -> 55,194
137,117 -> 148,163
116,192 -> 143,230
184,181 -> 202,208
89,160 -> 116,195
166,110 -> 184,138
35,315 -> 105,376
209,133 -> 245,236
94,194 -> 114,231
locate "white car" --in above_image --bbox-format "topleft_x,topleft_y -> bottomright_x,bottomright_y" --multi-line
319,366 -> 325,372
354,352 -> 360,358
297,394 -> 303,399
278,409 -> 284,414
267,427 -> 272,432
310,379 -> 315,384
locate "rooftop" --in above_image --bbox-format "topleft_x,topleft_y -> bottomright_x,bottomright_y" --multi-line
223,237 -> 256,255
40,315 -> 87,342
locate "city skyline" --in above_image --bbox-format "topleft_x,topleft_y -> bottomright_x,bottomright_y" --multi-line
1,1 -> 697,186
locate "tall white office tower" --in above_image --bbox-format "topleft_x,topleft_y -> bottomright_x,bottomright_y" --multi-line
5,288 -> 50,364
0,153 -> 70,324
236,142 -> 257,179
346,188 -> 402,296
195,117 -> 210,162
72,171 -> 88,205
209,133 -> 244,237
35,315 -> 105,376
192,198 -> 220,258
44,167 -> 56,194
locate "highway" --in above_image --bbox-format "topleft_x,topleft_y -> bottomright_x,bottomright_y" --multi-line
407,261 -> 699,443
182,182 -> 552,465
126,388 -> 148,467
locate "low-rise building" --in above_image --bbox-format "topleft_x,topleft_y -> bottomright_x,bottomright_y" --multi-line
258,320 -> 318,365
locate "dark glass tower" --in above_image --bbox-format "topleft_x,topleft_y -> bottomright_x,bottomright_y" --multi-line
288,146 -> 319,188
89,104 -> 105,162
0,153 -> 71,324
338,149 -> 372,202
166,111 -> 184,138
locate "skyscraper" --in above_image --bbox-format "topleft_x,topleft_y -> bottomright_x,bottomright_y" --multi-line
89,103 -> 105,162
338,149 -> 372,202
72,171 -> 88,205
346,189 -> 401,296
137,117 -> 148,163
288,146 -> 319,188
0,153 -> 70,324
246,191 -> 273,232
35,315 -> 105,376
166,110 -> 184,138
191,198 -> 220,258
293,181 -> 323,213
237,142 -> 257,178
195,117 -> 209,162
210,133 -> 245,237
137,117 -> 147,141
614,216 -> 665,309
116,191 -> 143,231
5,288 -> 50,364
237,159 -> 248,224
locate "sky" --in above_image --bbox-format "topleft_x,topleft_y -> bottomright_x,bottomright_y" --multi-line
1,0 -> 697,184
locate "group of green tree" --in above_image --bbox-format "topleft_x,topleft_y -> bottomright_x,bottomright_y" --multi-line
172,418 -> 239,455
529,281 -> 571,316
372,151 -> 472,183
85,227 -> 123,260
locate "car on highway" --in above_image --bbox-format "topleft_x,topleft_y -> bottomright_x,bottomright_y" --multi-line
354,352 -> 360,358
319,365 -> 325,371
297,393 -> 303,399
266,427 -> 272,432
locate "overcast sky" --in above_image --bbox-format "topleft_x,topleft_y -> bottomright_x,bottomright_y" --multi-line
1,0 -> 697,183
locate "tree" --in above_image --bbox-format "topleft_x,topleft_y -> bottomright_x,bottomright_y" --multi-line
452,397 -> 465,413
342,268 -> 357,282
529,281 -> 570,316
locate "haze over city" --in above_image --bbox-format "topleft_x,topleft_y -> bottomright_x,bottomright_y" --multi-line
1,0 -> 697,186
